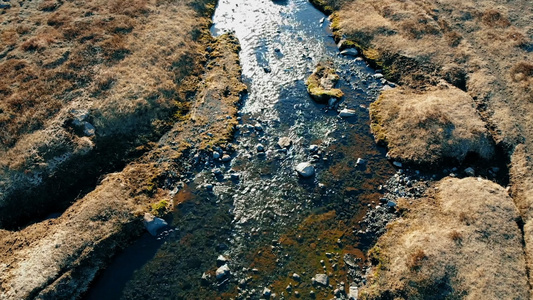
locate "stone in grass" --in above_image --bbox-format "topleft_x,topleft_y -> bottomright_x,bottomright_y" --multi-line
143,213 -> 168,236
306,63 -> 344,104
313,273 -> 329,286
295,162 -> 315,178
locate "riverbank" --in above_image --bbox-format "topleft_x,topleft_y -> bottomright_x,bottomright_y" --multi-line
0,0 -> 247,296
310,0 -> 533,297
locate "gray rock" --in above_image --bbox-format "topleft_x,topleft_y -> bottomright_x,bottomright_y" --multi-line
216,264 -> 230,280
309,144 -> 319,153
356,158 -> 367,166
83,122 -> 95,136
387,200 -> 397,208
254,123 -> 263,131
143,213 -> 168,236
205,184 -> 214,191
295,162 -> 315,178
257,144 -> 265,152
263,287 -> 272,297
230,173 -> 241,180
213,151 -> 221,159
348,286 -> 359,300
278,137 -> 292,149
328,97 -> 338,107
464,167 -> 475,176
292,273 -> 301,281
339,108 -> 357,118
314,274 -> 328,286
373,73 -> 384,79
340,48 -> 359,57
213,168 -> 223,176
392,161 -> 403,168
217,255 -> 228,266
221,154 -> 232,162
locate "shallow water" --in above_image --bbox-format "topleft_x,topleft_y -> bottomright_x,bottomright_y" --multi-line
85,0 -> 395,299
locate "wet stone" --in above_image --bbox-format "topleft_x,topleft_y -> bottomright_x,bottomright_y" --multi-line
257,144 -> 265,152
217,255 -> 228,266
221,154 -> 232,162
295,162 -> 315,178
339,108 -> 357,118
277,136 -> 292,148
263,287 -> 271,297
216,264 -> 230,280
213,151 -> 221,159
340,48 -> 359,57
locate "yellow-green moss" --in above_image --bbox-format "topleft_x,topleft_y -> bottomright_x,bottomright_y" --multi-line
306,63 -> 344,103
151,199 -> 170,217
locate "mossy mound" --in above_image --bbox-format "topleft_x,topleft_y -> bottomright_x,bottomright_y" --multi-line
306,63 -> 344,103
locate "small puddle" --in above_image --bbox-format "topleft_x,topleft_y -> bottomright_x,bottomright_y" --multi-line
85,0 -> 395,299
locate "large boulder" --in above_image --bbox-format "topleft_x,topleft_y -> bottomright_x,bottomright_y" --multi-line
360,177 -> 529,299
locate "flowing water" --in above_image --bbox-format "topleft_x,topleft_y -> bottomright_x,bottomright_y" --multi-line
86,0 -> 396,299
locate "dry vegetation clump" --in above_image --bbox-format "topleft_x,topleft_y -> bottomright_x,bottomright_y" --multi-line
326,0 -> 533,150
0,31 -> 246,299
369,84 -> 494,165
360,177 -> 529,299
0,0 -> 217,228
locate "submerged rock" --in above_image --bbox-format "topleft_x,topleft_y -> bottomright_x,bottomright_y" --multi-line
295,162 -> 315,178
143,213 -> 168,236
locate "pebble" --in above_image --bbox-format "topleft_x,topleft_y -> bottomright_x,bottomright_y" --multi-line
216,264 -> 230,280
217,255 -> 228,266
348,286 -> 359,300
221,154 -> 232,162
254,123 -> 263,131
356,158 -> 367,166
309,145 -> 319,153
339,108 -> 357,118
213,151 -> 221,159
313,274 -> 329,286
257,144 -> 265,152
263,287 -> 271,297
392,161 -> 403,168
340,48 -> 359,57
277,136 -> 292,148
292,273 -> 301,281
295,162 -> 315,178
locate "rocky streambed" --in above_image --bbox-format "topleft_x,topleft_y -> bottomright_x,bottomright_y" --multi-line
85,0 -> 524,299
85,0 -> 402,299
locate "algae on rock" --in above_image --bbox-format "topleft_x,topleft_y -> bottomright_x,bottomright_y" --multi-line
306,62 -> 344,104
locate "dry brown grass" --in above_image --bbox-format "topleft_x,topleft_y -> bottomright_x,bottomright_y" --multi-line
370,84 -> 494,165
329,0 -> 533,148
0,30 -> 245,299
0,0 -> 217,228
360,177 -> 529,299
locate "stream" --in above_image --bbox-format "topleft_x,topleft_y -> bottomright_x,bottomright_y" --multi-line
85,0 -> 397,299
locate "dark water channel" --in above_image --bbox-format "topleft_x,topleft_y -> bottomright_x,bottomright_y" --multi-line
85,0 -> 396,299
